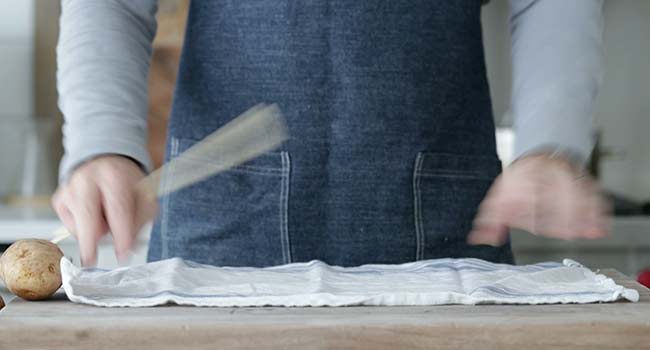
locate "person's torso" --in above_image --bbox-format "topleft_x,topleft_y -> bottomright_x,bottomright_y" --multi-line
148,0 -> 513,267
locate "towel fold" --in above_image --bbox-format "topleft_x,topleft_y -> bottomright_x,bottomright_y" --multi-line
61,257 -> 639,307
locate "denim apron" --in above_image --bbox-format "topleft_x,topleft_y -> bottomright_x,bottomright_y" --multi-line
148,0 -> 514,267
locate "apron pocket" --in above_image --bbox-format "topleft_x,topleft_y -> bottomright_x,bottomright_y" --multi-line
413,152 -> 509,262
159,137 -> 291,267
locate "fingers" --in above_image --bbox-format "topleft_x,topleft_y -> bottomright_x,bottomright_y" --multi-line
51,155 -> 146,266
573,180 -> 609,238
70,178 -> 106,266
52,189 -> 77,235
468,176 -> 528,246
469,193 -> 511,246
53,182 -> 108,266
468,155 -> 610,245
467,222 -> 509,246
102,178 -> 136,262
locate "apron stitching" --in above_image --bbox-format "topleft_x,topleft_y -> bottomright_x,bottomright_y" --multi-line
160,137 -> 179,260
413,153 -> 425,261
280,151 -> 292,264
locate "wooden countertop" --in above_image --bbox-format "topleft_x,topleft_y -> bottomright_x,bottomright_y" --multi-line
0,269 -> 649,350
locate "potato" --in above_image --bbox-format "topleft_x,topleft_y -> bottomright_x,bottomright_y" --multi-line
0,239 -> 64,300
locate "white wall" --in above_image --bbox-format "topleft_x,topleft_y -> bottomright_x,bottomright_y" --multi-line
0,0 -> 34,117
481,0 -> 512,126
596,1 -> 650,201
482,0 -> 650,201
0,0 -> 35,195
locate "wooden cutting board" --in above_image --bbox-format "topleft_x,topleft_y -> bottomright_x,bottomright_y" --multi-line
0,269 -> 648,350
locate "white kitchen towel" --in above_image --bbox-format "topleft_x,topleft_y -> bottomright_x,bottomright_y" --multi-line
60,257 -> 640,308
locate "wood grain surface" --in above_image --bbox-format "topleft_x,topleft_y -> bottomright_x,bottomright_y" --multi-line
0,269 -> 648,350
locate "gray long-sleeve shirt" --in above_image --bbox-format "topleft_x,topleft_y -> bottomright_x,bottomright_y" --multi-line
57,0 -> 604,180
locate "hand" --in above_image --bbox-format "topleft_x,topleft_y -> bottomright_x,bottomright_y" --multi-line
467,154 -> 610,246
52,155 -> 146,266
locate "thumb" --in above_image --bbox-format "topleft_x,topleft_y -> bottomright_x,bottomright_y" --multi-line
467,221 -> 509,246
72,184 -> 105,266
467,194 -> 511,246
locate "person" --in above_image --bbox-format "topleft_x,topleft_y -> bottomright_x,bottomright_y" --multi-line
53,0 -> 607,267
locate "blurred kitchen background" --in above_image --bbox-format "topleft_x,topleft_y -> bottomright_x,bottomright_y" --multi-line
0,1 -> 649,283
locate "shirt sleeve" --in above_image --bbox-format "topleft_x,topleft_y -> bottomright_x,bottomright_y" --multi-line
57,0 -> 158,181
509,0 -> 604,166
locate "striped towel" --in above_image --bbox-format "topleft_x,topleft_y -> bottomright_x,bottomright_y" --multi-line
60,257 -> 639,307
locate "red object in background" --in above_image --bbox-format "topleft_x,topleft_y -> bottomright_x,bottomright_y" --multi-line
638,270 -> 650,288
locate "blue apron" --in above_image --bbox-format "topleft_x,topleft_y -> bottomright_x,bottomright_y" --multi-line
148,0 -> 514,267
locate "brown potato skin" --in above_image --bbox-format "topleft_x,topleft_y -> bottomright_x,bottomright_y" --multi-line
0,239 -> 64,300
0,295 -> 4,310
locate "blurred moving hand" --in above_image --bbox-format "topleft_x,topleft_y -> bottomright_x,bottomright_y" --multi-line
468,154 -> 610,246
52,156 -> 146,266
